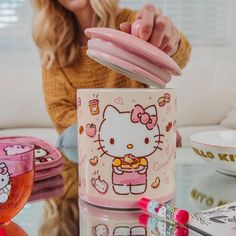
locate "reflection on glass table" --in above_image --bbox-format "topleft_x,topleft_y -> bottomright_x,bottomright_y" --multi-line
10,148 -> 236,236
0,221 -> 28,236
189,169 -> 236,211
28,175 -> 64,202
80,200 -> 146,236
80,199 -> 189,236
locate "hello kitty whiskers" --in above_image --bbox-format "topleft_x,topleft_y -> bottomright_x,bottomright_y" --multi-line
154,134 -> 164,138
97,146 -> 105,151
100,151 -> 108,158
153,146 -> 163,151
93,139 -> 104,143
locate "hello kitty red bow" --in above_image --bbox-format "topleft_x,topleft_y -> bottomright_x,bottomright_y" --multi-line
0,163 -> 8,175
131,105 -> 157,130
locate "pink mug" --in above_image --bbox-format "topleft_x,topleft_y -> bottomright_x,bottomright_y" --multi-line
0,142 -> 34,223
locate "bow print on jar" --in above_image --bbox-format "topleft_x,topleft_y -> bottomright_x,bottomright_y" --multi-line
131,105 -> 158,130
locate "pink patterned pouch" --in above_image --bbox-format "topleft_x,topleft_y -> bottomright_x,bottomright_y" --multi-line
0,136 -> 63,181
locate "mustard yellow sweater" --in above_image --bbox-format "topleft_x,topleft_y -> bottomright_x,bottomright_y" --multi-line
42,9 -> 191,134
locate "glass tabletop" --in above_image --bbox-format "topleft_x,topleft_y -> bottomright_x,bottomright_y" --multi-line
9,147 -> 236,236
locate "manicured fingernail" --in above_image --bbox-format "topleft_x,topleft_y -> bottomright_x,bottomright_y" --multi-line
141,32 -> 149,41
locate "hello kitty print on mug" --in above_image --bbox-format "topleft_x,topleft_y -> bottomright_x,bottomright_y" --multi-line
0,163 -> 11,203
97,104 -> 163,195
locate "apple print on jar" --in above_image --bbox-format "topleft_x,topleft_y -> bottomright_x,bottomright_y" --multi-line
86,123 -> 97,138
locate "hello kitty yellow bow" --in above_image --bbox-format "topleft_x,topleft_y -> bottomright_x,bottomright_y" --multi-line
131,105 -> 157,130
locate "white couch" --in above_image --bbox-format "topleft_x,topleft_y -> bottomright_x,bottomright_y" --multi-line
0,51 -> 59,145
1,4 -> 236,146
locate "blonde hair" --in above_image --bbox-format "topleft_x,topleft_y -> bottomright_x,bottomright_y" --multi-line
32,0 -> 119,68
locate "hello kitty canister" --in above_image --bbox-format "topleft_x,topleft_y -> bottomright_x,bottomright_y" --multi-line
78,26 -> 181,209
78,88 -> 176,209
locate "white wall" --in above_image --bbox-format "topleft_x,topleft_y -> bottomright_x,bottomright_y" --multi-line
169,0 -> 236,127
190,0 -> 236,62
0,2 -> 52,128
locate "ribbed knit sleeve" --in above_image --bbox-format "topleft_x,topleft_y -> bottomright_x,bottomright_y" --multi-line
42,66 -> 77,134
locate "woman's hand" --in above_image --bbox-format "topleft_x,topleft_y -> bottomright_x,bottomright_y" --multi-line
120,4 -> 180,56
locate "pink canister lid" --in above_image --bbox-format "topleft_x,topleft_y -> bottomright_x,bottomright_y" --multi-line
85,21 -> 181,88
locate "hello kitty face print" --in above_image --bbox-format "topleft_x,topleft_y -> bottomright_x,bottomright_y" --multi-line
98,105 -> 163,158
92,224 -> 109,236
0,163 -> 11,203
4,145 -> 31,156
97,104 -> 163,195
148,201 -> 168,217
33,145 -> 48,158
32,144 -> 55,164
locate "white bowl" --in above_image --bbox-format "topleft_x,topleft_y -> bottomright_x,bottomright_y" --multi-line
189,130 -> 236,176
